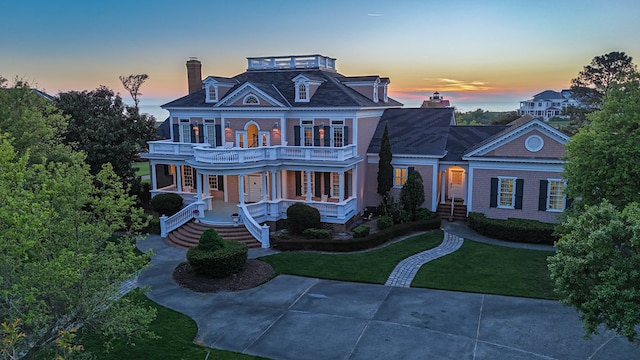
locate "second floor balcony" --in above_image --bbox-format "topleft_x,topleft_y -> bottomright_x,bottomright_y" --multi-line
146,140 -> 357,163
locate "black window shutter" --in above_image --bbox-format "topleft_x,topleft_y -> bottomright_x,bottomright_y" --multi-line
295,171 -> 302,196
538,180 -> 548,211
172,124 -> 180,142
190,124 -> 196,143
566,197 -> 573,209
215,124 -> 222,147
344,126 -> 349,145
490,178 -> 498,208
294,126 -> 301,146
408,166 -> 415,175
314,172 -> 322,197
313,126 -> 320,146
324,172 -> 331,197
515,179 -> 524,209
218,175 -> 224,191
198,124 -> 204,143
324,126 -> 331,146
163,164 -> 169,176
344,172 -> 350,198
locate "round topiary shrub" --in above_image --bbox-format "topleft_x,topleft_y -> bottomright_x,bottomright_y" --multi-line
150,193 -> 184,216
187,234 -> 248,278
376,215 -> 393,230
286,202 -> 321,234
197,229 -> 225,251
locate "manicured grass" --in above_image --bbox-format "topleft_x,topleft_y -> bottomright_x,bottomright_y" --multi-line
261,230 -> 443,284
411,240 -> 558,299
80,291 -> 265,360
133,161 -> 150,177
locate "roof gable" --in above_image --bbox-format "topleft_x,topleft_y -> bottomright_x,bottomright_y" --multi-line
214,82 -> 287,108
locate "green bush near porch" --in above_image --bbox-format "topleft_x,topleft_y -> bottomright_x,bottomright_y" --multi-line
467,212 -> 558,245
286,203 -> 321,234
150,193 -> 184,216
187,230 -> 248,278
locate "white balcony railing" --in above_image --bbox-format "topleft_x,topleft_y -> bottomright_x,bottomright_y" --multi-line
191,144 -> 357,164
147,140 -> 210,156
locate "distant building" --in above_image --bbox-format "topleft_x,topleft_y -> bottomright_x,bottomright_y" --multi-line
518,90 -> 581,121
421,91 -> 451,108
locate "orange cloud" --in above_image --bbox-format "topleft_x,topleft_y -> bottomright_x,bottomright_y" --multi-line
422,78 -> 492,92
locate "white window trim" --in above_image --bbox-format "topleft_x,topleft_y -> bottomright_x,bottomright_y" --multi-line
205,84 -> 218,103
393,166 -> 408,188
302,171 -> 314,196
497,176 -> 516,209
236,130 -> 248,149
243,94 -> 260,105
546,178 -> 566,212
295,81 -> 310,102
525,135 -> 544,152
208,174 -> 219,190
331,172 -> 340,197
182,166 -> 194,189
258,130 -> 270,147
204,119 -> 216,147
179,119 -> 191,143
301,120 -> 313,146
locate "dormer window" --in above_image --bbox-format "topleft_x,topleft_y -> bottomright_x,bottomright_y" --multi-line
243,94 -> 260,105
205,83 -> 218,103
292,74 -> 323,103
373,78 -> 380,103
297,83 -> 308,102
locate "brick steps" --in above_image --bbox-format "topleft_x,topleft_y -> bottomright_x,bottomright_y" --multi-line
437,201 -> 468,221
165,221 -> 261,249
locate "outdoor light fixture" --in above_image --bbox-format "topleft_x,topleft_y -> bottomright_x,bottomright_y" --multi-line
273,121 -> 279,130
225,121 -> 230,129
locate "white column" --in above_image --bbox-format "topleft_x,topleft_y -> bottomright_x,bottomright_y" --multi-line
431,165 -> 439,211
277,171 -> 282,199
175,165 -> 182,193
463,170 -> 468,205
339,171 -> 344,202
196,171 -> 202,201
239,175 -> 245,204
150,162 -> 157,190
271,171 -> 277,200
262,171 -> 268,202
466,167 -> 474,215
306,170 -> 312,201
440,170 -> 446,204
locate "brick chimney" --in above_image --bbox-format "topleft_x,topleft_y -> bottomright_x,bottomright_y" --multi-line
186,57 -> 202,95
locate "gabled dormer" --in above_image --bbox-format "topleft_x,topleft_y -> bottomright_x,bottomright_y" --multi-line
292,74 -> 324,103
342,76 -> 386,103
380,78 -> 390,102
202,76 -> 237,103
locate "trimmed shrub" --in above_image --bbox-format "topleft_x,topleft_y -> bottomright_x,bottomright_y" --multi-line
198,229 -> 225,251
415,208 -> 437,221
273,216 -> 441,252
303,228 -> 333,239
467,212 -> 558,245
286,203 -> 321,234
150,193 -> 184,216
352,225 -> 370,238
187,239 -> 248,278
376,216 -> 393,230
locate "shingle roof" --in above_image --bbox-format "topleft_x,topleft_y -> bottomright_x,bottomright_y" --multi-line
367,108 -> 455,156
162,69 -> 402,109
443,126 -> 506,161
156,117 -> 171,139
463,114 -> 535,155
532,90 -> 563,100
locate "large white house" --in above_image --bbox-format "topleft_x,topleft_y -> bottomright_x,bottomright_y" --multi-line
518,89 -> 581,121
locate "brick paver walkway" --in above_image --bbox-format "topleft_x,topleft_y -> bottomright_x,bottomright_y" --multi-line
385,230 -> 464,287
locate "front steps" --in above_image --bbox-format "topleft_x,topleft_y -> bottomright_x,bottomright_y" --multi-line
165,221 -> 261,249
437,200 -> 468,221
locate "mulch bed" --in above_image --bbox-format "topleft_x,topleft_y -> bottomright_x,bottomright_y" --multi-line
172,259 -> 274,293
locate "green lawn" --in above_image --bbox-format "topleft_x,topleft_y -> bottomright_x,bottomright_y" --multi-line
80,291 -> 265,360
261,230 -> 444,284
133,161 -> 150,177
411,240 -> 558,299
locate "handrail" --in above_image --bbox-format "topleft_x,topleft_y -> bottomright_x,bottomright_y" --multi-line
450,197 -> 455,220
159,202 -> 198,237
238,204 -> 270,248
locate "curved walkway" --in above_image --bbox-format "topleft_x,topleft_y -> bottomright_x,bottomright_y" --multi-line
385,231 -> 463,287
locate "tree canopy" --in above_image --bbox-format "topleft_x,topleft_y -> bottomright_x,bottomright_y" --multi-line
563,74 -> 640,207
55,86 -> 156,186
0,138 -> 155,358
571,51 -> 637,106
376,123 -> 393,196
548,201 -> 640,342
120,74 -> 149,109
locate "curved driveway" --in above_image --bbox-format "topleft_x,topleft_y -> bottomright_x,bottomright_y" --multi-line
137,234 -> 638,360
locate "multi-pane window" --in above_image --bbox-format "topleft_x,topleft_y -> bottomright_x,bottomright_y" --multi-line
208,86 -> 217,101
179,120 -> 191,143
302,121 -> 313,146
302,171 -> 314,196
183,166 -> 194,189
547,180 -> 566,211
333,127 -> 343,147
498,177 -> 516,208
244,95 -> 258,104
298,84 -> 307,100
394,167 -> 407,187
331,172 -> 340,197
205,123 -> 215,147
208,175 -> 218,190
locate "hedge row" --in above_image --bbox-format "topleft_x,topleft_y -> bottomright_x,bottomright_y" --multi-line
273,217 -> 441,252
467,212 -> 558,245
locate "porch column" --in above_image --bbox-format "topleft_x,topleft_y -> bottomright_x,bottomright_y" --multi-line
262,171 -> 268,202
270,171 -> 277,200
276,171 -> 282,199
150,162 -> 157,191
239,175 -> 245,204
305,170 -> 312,201
440,170 -> 446,204
175,165 -> 182,193
462,170 -> 468,205
432,165 -> 439,211
204,174 -> 210,196
338,171 -> 344,202
196,170 -> 202,201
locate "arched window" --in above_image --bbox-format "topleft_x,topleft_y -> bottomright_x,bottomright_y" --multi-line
243,95 -> 259,105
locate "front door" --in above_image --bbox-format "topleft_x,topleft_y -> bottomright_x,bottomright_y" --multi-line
247,174 -> 262,203
448,169 -> 464,200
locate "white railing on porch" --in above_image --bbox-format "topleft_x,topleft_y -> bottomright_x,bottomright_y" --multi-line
148,140 -> 210,156
277,197 -> 357,222
191,144 -> 357,164
159,202 -> 205,238
238,204 -> 270,248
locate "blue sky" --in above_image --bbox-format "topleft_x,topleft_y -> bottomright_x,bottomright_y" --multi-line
2,0 -> 639,118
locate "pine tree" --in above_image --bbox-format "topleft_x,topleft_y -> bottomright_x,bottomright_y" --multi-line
377,123 -> 393,196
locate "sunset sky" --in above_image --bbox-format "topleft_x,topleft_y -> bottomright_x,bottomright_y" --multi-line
2,0 -> 639,119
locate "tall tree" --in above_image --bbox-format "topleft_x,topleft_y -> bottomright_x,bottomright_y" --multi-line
0,138 -> 155,358
548,201 -> 640,343
571,51 -> 637,106
490,111 -> 520,125
377,123 -> 393,196
563,74 -> 640,208
400,170 -> 425,221
120,74 -> 149,110
55,86 -> 156,186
